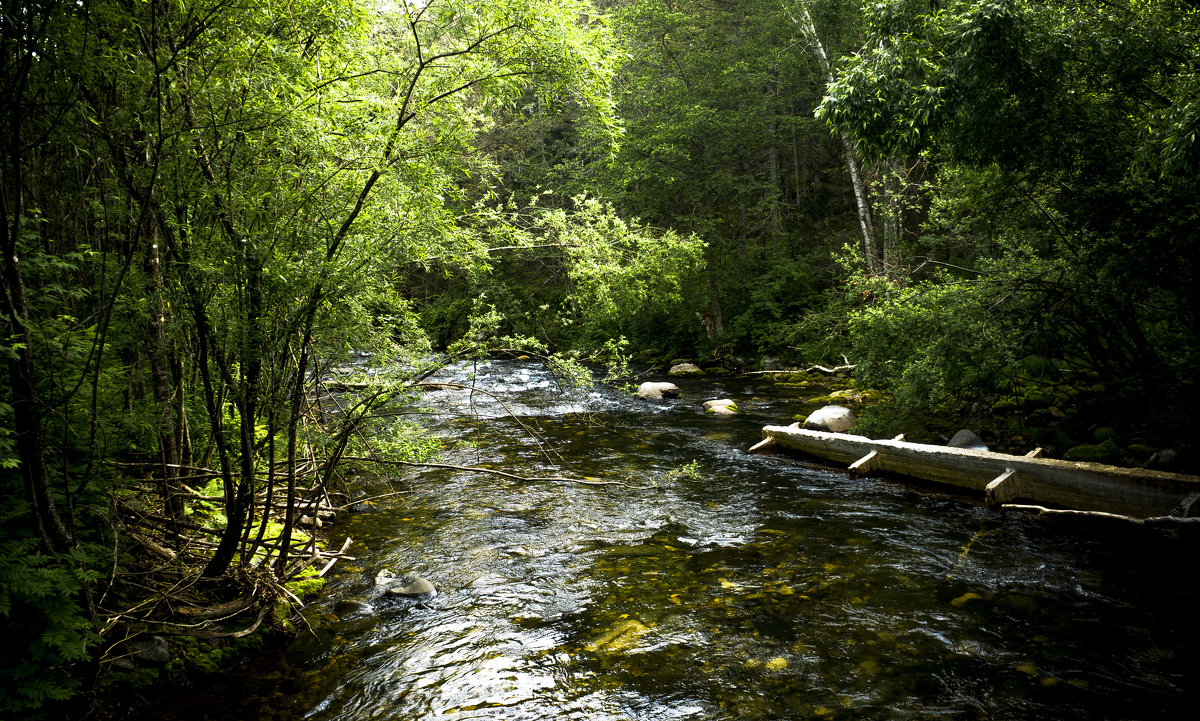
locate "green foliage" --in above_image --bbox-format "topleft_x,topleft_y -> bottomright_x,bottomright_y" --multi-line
418,194 -> 706,354
0,509 -> 101,717
2,0 -> 632,713
724,253 -> 832,355
817,0 -> 1199,438
545,196 -> 708,345
848,274 -> 1020,415
660,460 -> 703,484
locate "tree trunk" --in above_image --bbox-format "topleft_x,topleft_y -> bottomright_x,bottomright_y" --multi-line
2,101 -> 74,556
792,4 -> 883,275
147,237 -> 183,529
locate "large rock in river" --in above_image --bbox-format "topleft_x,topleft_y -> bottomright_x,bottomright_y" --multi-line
386,575 -> 438,599
703,398 -> 739,415
668,363 -> 704,376
636,381 -> 680,400
802,405 -> 857,432
947,429 -> 989,451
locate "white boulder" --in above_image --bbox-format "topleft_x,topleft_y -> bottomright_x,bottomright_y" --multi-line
802,405 -> 857,432
703,399 -> 739,415
636,381 -> 680,400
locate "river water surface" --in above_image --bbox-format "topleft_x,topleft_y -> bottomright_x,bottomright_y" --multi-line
247,360 -> 1196,720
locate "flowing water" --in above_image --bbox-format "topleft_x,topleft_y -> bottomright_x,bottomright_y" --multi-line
238,361 -> 1197,720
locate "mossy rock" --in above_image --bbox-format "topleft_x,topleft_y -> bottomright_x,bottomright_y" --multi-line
803,389 -> 884,407
1126,443 -> 1158,460
803,394 -> 840,405
285,567 -> 325,599
1092,426 -> 1118,442
775,380 -> 814,389
1020,390 -> 1054,410
1063,440 -> 1119,463
705,367 -> 732,376
1031,426 -> 1075,449
992,396 -> 1020,413
668,363 -> 704,376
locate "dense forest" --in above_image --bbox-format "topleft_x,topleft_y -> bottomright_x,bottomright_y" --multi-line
2,0 -> 1196,716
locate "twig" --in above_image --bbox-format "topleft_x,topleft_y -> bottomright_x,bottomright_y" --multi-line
317,537 -> 353,577
1003,503 -> 1200,526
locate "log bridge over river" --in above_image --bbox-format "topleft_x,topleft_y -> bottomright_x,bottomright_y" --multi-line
751,425 -> 1200,527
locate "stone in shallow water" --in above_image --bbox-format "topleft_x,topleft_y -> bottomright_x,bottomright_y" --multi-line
668,363 -> 704,376
584,618 -> 650,652
386,575 -> 437,598
703,398 -> 738,415
636,381 -> 680,400
333,599 -> 374,617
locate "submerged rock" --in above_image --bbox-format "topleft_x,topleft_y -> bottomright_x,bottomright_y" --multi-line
584,618 -> 650,653
333,599 -> 375,617
802,405 -> 857,433
636,381 -> 680,400
386,575 -> 438,599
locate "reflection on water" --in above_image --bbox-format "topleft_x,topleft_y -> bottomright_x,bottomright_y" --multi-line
272,361 -> 1198,720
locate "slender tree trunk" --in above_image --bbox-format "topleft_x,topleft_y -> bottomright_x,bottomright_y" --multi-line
792,3 -> 883,275
276,337 -> 312,574
147,236 -> 183,530
704,246 -> 725,341
2,91 -> 74,556
767,72 -> 782,248
791,116 -> 804,203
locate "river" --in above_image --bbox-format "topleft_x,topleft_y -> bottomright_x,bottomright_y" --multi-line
166,359 -> 1200,720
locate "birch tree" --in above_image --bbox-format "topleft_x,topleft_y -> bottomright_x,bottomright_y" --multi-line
789,1 -> 884,276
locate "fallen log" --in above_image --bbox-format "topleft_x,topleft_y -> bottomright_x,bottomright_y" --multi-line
755,425 -> 1200,520
175,594 -> 257,620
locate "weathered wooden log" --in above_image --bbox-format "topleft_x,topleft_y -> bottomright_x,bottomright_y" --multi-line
757,426 -> 1200,519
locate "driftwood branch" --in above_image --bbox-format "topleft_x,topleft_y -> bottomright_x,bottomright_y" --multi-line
128,532 -> 177,562
744,363 -> 856,375
1002,504 -> 1200,527
175,594 -> 257,620
183,605 -> 272,639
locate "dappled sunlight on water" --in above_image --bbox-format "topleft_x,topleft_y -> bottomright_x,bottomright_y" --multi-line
273,360 -> 1198,720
